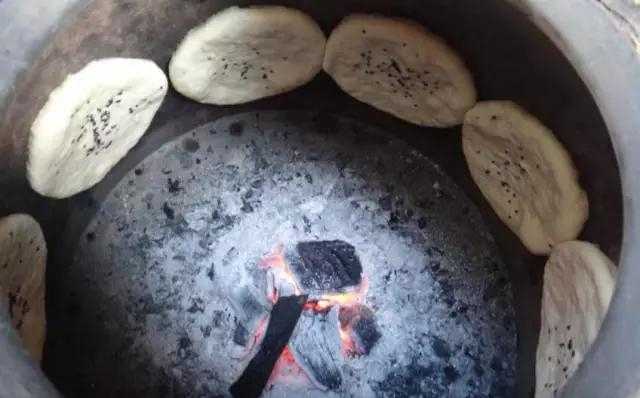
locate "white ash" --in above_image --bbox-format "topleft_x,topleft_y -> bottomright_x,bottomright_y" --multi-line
62,111 -> 516,397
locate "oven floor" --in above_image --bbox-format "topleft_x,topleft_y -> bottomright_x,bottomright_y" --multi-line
44,111 -> 516,397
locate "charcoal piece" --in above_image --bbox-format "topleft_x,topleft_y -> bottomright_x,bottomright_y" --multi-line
289,309 -> 343,391
233,322 -> 249,347
228,287 -> 268,348
230,295 -> 307,398
339,304 -> 381,356
230,286 -> 266,321
291,240 -> 363,292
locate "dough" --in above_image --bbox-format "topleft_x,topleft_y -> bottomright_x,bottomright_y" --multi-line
28,58 -> 168,199
323,14 -> 476,127
536,241 -> 616,397
0,214 -> 47,363
169,6 -> 326,105
462,101 -> 589,254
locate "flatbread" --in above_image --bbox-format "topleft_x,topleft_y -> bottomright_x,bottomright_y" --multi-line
323,14 -> 476,127
462,101 -> 589,254
169,6 -> 326,105
28,58 -> 168,199
0,214 -> 47,363
536,241 -> 616,397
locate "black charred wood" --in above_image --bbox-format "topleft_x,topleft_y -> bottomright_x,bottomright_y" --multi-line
339,304 -> 381,356
230,295 -> 307,398
291,240 -> 363,292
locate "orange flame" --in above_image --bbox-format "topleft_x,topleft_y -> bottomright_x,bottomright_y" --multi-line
261,245 -> 302,303
304,276 -> 369,314
260,246 -> 371,366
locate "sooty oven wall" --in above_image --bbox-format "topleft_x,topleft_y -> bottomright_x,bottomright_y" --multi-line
0,0 -> 622,397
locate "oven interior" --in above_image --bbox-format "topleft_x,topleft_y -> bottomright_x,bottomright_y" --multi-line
0,0 -> 623,397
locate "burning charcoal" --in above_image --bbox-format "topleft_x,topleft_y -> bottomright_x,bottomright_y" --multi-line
339,304 -> 381,356
261,247 -> 301,302
289,308 -> 344,391
266,267 -> 299,301
230,295 -> 307,398
289,240 -> 363,293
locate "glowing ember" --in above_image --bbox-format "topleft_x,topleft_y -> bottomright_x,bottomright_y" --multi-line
259,245 -> 287,270
254,245 -> 378,391
262,245 -> 302,303
338,303 -> 381,357
267,347 -> 312,387
339,325 -> 360,357
278,346 -> 297,366
302,273 -> 369,352
250,316 -> 268,350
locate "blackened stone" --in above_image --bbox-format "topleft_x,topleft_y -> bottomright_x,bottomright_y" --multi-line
291,240 -> 363,292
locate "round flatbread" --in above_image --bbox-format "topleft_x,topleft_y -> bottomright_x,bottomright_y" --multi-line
323,14 -> 476,127
0,214 -> 47,363
28,58 -> 168,199
536,241 -> 616,397
462,101 -> 589,255
169,6 -> 326,105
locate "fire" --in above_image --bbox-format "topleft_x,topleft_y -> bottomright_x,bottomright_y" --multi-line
256,245 -> 372,390
278,346 -> 297,365
303,291 -> 360,313
304,276 -> 369,314
261,245 -> 302,303
339,325 -> 359,357
267,346 -> 312,388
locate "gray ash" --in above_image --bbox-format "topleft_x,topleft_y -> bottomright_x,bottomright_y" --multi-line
61,111 -> 516,397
